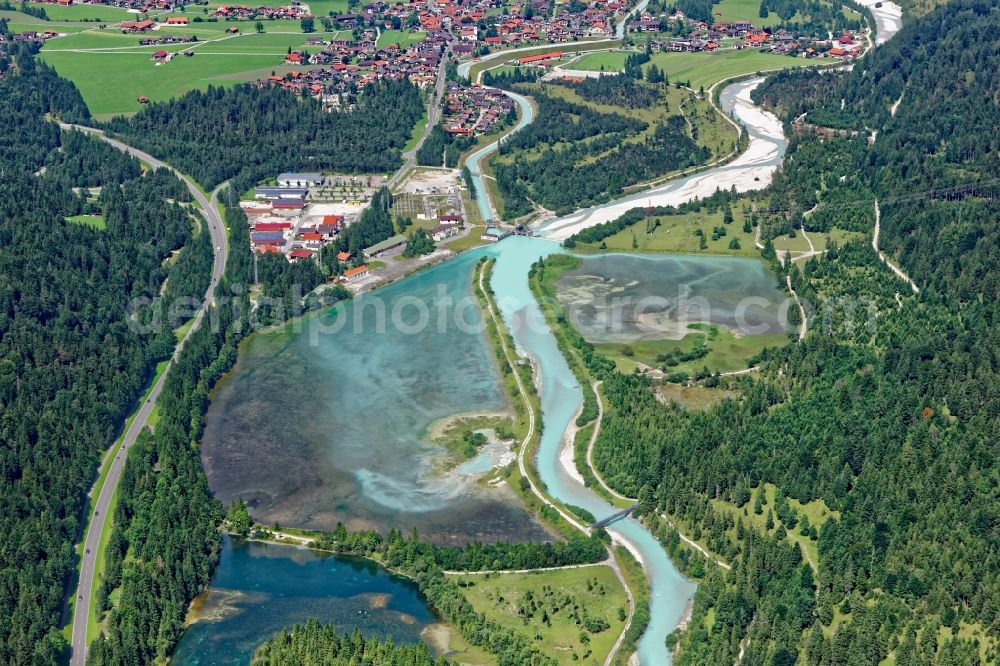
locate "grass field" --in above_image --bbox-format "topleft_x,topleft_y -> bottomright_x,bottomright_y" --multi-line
448,225 -> 487,251
24,1 -> 136,21
30,17 -> 334,117
713,0 -> 795,27
376,28 -> 426,49
40,50 -> 283,117
656,383 -> 738,410
402,111 -> 428,153
465,40 -> 620,82
710,482 -> 837,570
572,49 -> 810,90
66,213 -> 106,229
595,324 -> 788,375
565,49 -> 628,71
306,0 -> 351,16
770,229 -> 814,253
575,207 -> 759,257
451,566 -> 629,664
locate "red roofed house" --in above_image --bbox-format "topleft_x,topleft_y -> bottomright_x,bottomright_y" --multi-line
518,51 -> 562,65
300,232 -> 323,242
342,265 -> 369,282
122,20 -> 155,33
289,249 -> 315,260
152,50 -> 169,62
166,16 -> 188,25
336,251 -> 351,261
285,52 -> 304,64
322,214 -> 344,226
253,222 -> 291,232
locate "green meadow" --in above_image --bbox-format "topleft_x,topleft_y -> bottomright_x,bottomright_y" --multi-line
39,50 -> 284,117
66,214 -> 106,229
305,0 -> 351,16
450,566 -> 629,665
23,1 -> 136,22
36,24 -> 342,117
571,48 -> 810,89
375,28 -> 426,49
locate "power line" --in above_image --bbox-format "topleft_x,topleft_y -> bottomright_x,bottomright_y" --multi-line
732,177 -> 1000,218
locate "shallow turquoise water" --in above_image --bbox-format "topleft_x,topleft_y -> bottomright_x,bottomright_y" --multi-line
465,91 -> 534,222
201,249 -> 552,544
196,239 -> 773,664
488,237 -> 697,665
171,537 -> 437,665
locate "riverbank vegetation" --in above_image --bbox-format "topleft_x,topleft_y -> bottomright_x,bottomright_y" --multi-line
252,619 -> 445,665
472,258 -> 592,541
489,72 -> 712,217
239,520 -> 610,664
429,414 -> 516,461
567,197 -> 761,257
542,1 -> 1000,662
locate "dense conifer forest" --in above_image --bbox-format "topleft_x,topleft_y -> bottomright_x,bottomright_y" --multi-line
544,1 -> 1000,662
3,0 -> 998,662
251,620 -> 446,665
106,80 -> 424,193
0,50 -> 208,663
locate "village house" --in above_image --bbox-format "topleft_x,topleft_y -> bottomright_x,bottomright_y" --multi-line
121,20 -> 155,33
342,264 -> 370,281
430,224 -> 459,242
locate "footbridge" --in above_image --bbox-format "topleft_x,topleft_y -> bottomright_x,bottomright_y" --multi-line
591,503 -> 641,530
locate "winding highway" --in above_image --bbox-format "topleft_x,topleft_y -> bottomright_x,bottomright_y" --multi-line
59,124 -> 228,666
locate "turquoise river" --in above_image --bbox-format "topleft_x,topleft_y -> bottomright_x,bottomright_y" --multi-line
193,237 -> 810,662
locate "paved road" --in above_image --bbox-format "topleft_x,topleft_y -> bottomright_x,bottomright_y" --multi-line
387,40 -> 452,189
59,124 -> 228,666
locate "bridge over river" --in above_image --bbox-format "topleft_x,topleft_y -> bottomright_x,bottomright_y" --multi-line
592,503 -> 641,530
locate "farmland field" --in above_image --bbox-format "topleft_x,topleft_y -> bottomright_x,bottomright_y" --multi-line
23,1 -> 136,21
305,0 -> 351,16
39,50 -> 287,117
36,25 -> 339,117
713,0 -> 795,27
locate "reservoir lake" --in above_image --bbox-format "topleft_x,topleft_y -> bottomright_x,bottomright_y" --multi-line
201,250 -> 552,546
171,537 -> 437,665
192,241 -> 785,663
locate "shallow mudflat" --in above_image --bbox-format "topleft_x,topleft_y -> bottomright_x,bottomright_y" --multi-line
554,253 -> 788,343
201,250 -> 551,545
